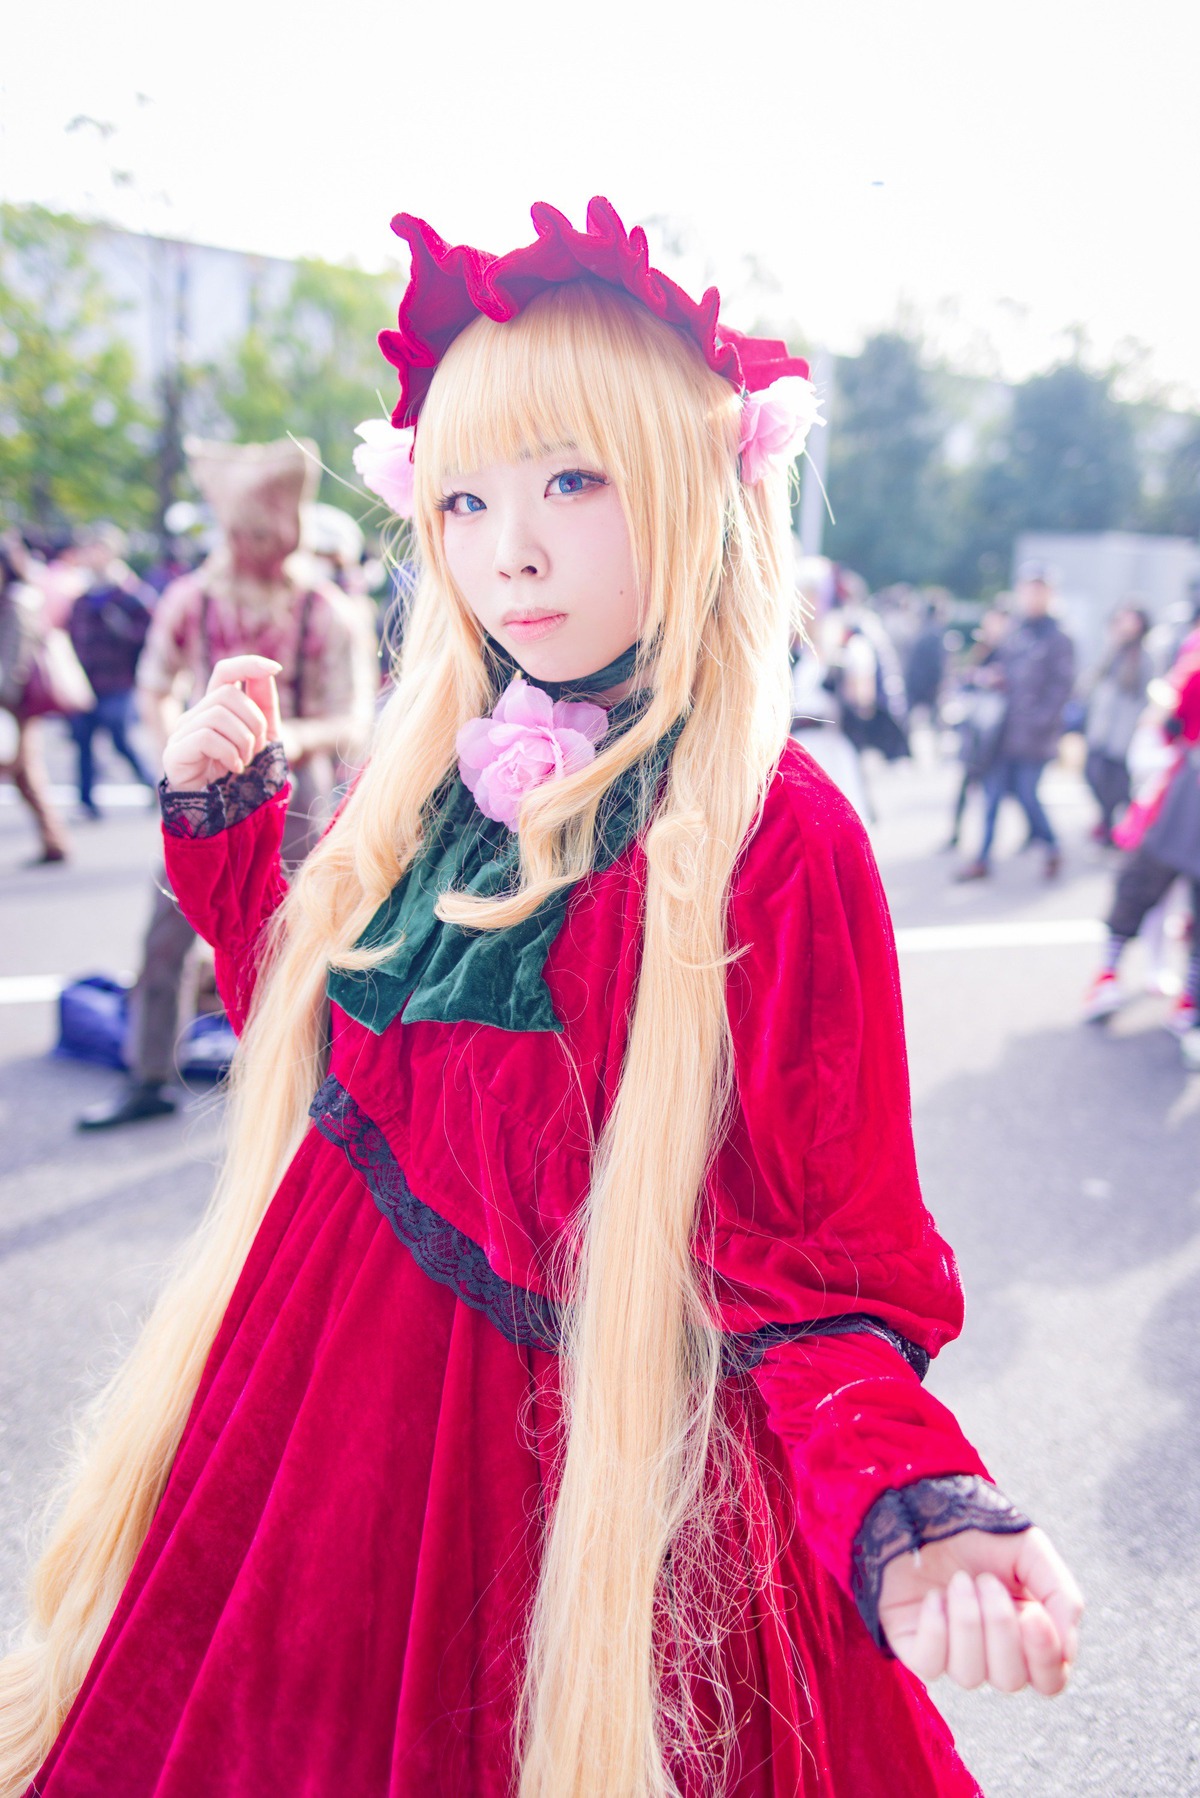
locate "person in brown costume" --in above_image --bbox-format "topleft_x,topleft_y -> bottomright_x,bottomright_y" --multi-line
78,437 -> 377,1129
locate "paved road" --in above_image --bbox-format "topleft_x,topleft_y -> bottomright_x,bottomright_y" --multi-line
1,740 -> 1197,1796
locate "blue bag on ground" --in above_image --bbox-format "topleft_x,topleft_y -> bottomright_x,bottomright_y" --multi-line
177,1011 -> 238,1081
54,975 -> 131,1070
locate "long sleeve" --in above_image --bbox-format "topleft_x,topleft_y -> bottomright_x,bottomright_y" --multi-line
160,742 -> 291,1032
708,747 -> 1028,1641
1032,629 -> 1076,743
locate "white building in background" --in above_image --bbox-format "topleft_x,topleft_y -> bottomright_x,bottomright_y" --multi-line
87,225 -> 297,407
88,226 -> 295,402
1014,531 -> 1200,667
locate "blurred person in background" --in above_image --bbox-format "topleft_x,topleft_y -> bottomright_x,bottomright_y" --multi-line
786,555 -> 871,817
65,522 -> 156,819
942,605 -> 1010,852
77,437 -> 376,1131
18,526 -> 88,628
903,594 -> 948,733
1080,604 -> 1152,845
1146,584 -> 1200,677
957,562 -> 1075,881
0,536 -> 72,865
1083,645 -> 1200,1053
820,569 -> 909,821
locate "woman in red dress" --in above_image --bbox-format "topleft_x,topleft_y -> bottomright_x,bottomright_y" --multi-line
1,199 -> 1082,1798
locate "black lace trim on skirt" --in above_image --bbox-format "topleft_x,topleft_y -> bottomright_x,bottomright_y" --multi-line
309,1073 -> 562,1352
851,1474 -> 1034,1653
307,1074 -> 932,1380
160,741 -> 288,839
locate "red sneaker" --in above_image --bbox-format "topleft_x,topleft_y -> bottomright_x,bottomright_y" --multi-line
1165,995 -> 1199,1038
1082,971 -> 1122,1022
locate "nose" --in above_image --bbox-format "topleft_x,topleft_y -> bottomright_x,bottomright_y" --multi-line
492,505 -> 546,581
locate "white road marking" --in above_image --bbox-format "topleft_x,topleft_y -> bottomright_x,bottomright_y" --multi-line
0,976 -> 66,1004
0,922 -> 1108,1009
895,919 -> 1105,952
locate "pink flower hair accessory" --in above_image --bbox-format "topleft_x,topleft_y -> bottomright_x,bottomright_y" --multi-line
353,418 -> 416,518
737,376 -> 825,486
456,678 -> 609,829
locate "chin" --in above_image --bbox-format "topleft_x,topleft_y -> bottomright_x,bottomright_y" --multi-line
498,633 -> 593,682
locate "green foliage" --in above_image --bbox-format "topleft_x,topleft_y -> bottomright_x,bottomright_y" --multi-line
1147,414 -> 1200,538
945,360 -> 1143,595
213,257 -> 403,498
825,334 -> 948,589
0,203 -> 156,530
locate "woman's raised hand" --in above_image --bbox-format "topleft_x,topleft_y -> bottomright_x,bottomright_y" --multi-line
880,1525 -> 1083,1696
162,655 -> 284,792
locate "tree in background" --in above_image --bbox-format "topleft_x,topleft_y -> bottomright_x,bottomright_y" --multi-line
215,257 -> 402,495
1147,413 -> 1200,539
825,333 -> 948,589
0,203 -> 156,532
945,353 -> 1143,595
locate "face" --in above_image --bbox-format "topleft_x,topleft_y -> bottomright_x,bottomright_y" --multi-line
228,519 -> 297,583
979,608 -> 1010,647
1018,578 -> 1052,618
437,449 -> 643,686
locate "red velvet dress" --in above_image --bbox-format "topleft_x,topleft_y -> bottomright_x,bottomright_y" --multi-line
31,742 -> 1006,1798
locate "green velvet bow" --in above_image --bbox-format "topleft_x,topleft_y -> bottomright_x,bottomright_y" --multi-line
327,696 -> 684,1036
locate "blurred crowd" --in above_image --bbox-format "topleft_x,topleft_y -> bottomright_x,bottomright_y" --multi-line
3,436 -> 1200,1123
789,553 -> 1200,1072
1,435 -> 392,1126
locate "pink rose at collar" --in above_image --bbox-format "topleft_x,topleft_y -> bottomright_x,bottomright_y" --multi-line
738,375 -> 824,486
456,678 -> 609,828
353,418 -> 416,518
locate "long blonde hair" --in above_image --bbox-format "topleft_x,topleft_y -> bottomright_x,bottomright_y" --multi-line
0,281 -> 796,1798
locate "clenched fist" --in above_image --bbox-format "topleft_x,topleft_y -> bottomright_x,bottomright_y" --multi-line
162,655 -> 284,792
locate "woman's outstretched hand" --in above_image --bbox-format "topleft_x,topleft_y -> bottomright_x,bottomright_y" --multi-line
162,655 -> 284,792
880,1526 -> 1083,1695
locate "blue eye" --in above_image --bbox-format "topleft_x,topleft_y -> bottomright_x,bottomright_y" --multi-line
437,491 -> 485,514
549,470 -> 603,497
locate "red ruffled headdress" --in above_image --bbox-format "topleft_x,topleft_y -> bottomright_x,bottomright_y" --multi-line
379,196 -> 809,428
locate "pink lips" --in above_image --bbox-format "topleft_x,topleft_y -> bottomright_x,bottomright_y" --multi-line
503,613 -> 566,642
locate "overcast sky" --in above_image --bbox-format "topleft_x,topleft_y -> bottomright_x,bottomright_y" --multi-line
4,0 -> 1199,403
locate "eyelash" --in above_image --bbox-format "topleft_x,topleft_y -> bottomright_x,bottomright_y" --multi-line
435,469 -> 607,513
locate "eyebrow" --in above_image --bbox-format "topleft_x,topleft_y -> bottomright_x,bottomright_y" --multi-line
522,441 -> 578,461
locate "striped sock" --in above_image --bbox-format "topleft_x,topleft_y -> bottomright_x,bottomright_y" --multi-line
1185,947 -> 1200,1010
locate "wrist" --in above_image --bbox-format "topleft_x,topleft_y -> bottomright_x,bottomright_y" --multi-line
161,742 -> 289,839
852,1475 -> 1032,1654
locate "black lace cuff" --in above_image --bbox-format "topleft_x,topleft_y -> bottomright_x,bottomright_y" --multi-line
160,741 -> 288,839
851,1474 -> 1033,1654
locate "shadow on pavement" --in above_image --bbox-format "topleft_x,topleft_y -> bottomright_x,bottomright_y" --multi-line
1102,1264 -> 1200,1578
916,1015 -> 1199,1376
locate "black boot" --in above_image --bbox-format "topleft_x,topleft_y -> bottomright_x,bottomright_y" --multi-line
77,1081 -> 178,1131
